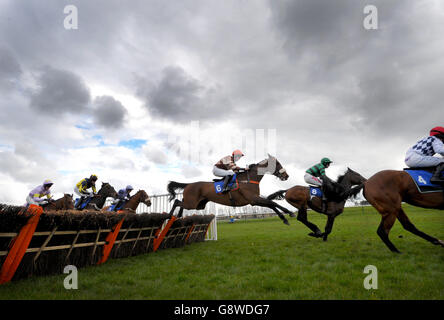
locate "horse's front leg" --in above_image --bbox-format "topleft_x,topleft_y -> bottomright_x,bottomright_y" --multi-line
322,215 -> 336,241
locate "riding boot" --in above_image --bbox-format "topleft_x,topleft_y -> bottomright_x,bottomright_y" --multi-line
75,197 -> 84,209
430,163 -> 444,184
222,175 -> 231,193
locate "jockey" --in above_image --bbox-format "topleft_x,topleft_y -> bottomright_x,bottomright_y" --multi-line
304,157 -> 333,187
113,185 -> 134,209
74,174 -> 98,208
213,149 -> 246,192
304,157 -> 333,212
26,179 -> 53,206
405,126 -> 444,183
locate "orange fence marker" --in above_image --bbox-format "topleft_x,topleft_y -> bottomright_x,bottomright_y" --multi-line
184,224 -> 195,244
0,205 -> 43,284
97,211 -> 125,265
153,216 -> 177,252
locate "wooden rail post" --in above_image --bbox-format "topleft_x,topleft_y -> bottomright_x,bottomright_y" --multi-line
0,205 -> 43,284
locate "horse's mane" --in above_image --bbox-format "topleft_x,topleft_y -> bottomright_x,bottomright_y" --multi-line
336,172 -> 347,184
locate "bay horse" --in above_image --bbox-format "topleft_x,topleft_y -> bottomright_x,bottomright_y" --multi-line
80,182 -> 119,210
41,194 -> 74,211
267,168 -> 367,241
363,169 -> 444,253
103,190 -> 152,212
167,155 -> 294,225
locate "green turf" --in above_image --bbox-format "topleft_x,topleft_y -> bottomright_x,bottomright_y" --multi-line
0,204 -> 443,300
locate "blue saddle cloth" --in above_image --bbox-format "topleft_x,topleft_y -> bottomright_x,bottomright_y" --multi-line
107,201 -> 125,212
404,169 -> 444,193
214,174 -> 238,194
309,186 -> 323,198
74,197 -> 92,209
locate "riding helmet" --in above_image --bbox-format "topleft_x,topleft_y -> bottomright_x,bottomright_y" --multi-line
430,126 -> 444,136
321,157 -> 332,166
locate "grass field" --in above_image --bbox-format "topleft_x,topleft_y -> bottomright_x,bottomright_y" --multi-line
0,204 -> 443,300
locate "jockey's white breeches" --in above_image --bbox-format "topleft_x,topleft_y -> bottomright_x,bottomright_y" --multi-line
26,195 -> 40,205
213,166 -> 235,177
74,187 -> 90,198
405,151 -> 444,168
304,173 -> 323,187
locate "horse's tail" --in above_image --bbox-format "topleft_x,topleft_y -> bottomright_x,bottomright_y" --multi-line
267,189 -> 288,200
167,181 -> 189,201
343,184 -> 364,199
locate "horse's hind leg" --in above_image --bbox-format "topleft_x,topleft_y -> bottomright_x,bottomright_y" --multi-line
377,213 -> 400,253
397,208 -> 444,247
295,206 -> 322,237
169,199 -> 183,217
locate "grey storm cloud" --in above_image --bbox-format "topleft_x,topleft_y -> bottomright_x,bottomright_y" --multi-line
267,0 -> 444,137
93,95 -> 127,129
0,46 -> 22,92
30,67 -> 91,115
137,66 -> 230,122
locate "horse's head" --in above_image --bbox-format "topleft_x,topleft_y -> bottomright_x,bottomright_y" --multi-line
256,154 -> 289,181
100,182 -> 119,198
64,193 -> 74,209
138,190 -> 152,207
344,167 -> 367,186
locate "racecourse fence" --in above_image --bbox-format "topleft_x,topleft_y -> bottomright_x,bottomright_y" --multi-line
0,204 -> 214,283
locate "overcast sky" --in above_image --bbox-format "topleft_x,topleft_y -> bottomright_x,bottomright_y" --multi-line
0,0 -> 443,205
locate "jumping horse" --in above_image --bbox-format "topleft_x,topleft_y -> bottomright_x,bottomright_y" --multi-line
103,190 -> 152,212
167,154 -> 294,225
79,182 -> 119,210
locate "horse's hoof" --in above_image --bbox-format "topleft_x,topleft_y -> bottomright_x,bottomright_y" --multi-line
289,212 -> 296,218
284,220 -> 290,226
435,239 -> 444,247
308,231 -> 322,238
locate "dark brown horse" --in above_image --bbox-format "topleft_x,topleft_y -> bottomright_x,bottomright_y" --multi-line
267,168 -> 367,241
103,190 -> 152,212
167,155 -> 294,224
363,169 -> 444,253
41,194 -> 74,211
81,182 -> 119,210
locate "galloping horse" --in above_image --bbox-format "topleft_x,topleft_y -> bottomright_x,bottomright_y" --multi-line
103,190 -> 152,212
41,194 -> 74,211
267,168 -> 367,241
363,169 -> 444,253
167,154 -> 294,225
81,182 -> 118,210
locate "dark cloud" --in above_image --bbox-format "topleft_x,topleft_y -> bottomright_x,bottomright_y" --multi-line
137,66 -> 230,122
0,45 -> 22,92
267,0 -> 444,137
30,67 -> 91,114
93,95 -> 127,128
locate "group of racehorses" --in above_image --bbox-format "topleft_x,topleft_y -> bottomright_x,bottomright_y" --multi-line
167,154 -> 444,253
22,154 -> 443,253
38,183 -> 151,213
